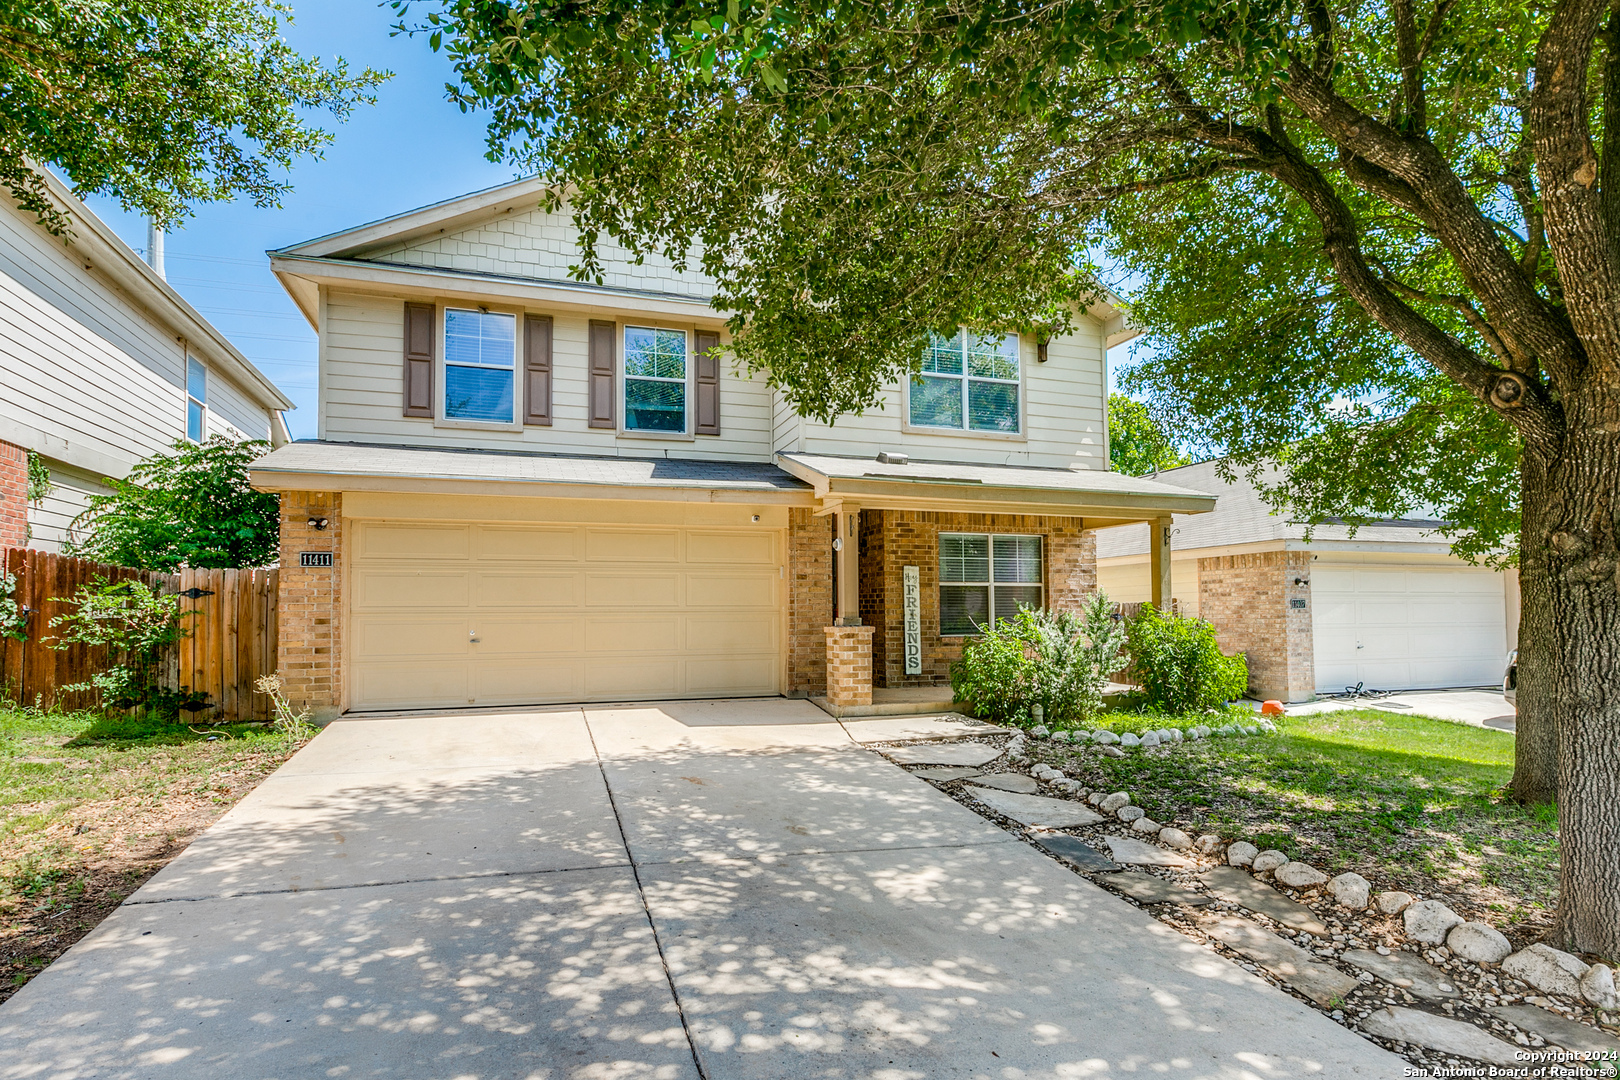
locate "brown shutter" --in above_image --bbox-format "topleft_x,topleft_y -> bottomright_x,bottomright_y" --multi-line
522,314 -> 553,426
588,319 -> 616,429
402,302 -> 434,418
694,329 -> 721,436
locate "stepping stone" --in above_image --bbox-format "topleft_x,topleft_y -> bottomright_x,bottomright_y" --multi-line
966,787 -> 1105,828
1199,865 -> 1328,936
1099,872 -> 1212,907
1360,1007 -> 1520,1067
1342,949 -> 1461,1001
1200,916 -> 1360,1007
1034,834 -> 1119,873
1103,835 -> 1195,868
913,766 -> 983,782
1492,1005 -> 1620,1061
967,773 -> 1040,794
883,742 -> 1002,767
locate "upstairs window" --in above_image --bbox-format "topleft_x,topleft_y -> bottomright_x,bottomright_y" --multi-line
624,326 -> 688,432
186,356 -> 207,442
938,533 -> 1043,635
444,308 -> 517,423
910,330 -> 1021,433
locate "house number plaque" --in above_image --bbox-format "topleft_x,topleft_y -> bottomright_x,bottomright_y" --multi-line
902,565 -> 922,675
299,552 -> 334,568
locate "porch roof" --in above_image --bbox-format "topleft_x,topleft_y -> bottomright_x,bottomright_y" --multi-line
774,452 -> 1217,525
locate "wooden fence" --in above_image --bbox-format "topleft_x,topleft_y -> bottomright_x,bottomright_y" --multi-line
1,549 -> 278,722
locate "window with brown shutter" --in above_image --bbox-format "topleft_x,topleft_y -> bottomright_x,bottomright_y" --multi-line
695,329 -> 721,436
588,319 -> 616,429
403,302 -> 435,418
523,314 -> 553,426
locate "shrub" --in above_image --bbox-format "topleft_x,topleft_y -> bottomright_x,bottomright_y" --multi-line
1124,605 -> 1248,713
48,578 -> 207,718
951,592 -> 1127,727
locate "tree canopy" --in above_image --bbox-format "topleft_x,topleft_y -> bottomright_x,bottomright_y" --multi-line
1108,392 -> 1190,476
1,0 -> 387,232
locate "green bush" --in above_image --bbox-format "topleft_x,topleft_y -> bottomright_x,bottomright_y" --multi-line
1124,605 -> 1248,713
48,578 -> 208,718
950,592 -> 1127,727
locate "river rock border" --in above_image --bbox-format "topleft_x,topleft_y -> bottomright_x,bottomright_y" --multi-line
880,727 -> 1620,1075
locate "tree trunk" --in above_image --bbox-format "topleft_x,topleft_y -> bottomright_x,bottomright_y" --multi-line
1519,400 -> 1620,959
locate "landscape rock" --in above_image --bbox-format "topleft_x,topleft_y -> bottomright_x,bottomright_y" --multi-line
1101,746 -> 1126,757
1199,916 -> 1358,1006
1251,850 -> 1290,874
1226,841 -> 1258,867
1581,963 -> 1618,1011
1092,730 -> 1120,745
1194,833 -> 1225,855
883,742 -> 1004,767
1030,725 -> 1050,737
1129,816 -> 1160,833
1087,791 -> 1105,805
1359,1007 -> 1521,1067
1099,791 -> 1131,813
1446,922 -> 1512,964
969,773 -> 1041,795
1168,728 -> 1185,743
1274,861 -> 1329,889
1139,731 -> 1161,748
1199,865 -> 1327,935
1492,1004 -> 1620,1061
1189,725 -> 1210,739
1101,872 -> 1212,907
1159,827 -> 1194,850
1327,872 -> 1371,910
1403,899 -> 1464,945
1343,949 -> 1461,1001
1376,890 -> 1415,915
1104,835 -> 1195,868
1503,943 -> 1592,999
1117,805 -> 1145,823
1119,732 -> 1141,747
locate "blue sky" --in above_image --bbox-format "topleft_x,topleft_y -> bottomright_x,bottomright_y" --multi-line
85,1 -> 1131,441
86,0 -> 513,439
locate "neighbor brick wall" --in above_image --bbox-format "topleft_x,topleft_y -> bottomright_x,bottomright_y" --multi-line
277,491 -> 344,719
1197,550 -> 1313,702
787,507 -> 833,696
0,441 -> 28,551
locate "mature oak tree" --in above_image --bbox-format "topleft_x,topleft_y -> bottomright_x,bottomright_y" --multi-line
1,0 -> 386,232
398,0 -> 1620,957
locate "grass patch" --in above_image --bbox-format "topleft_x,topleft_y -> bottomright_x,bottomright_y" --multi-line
1029,708 -> 1556,934
0,704 -> 310,1002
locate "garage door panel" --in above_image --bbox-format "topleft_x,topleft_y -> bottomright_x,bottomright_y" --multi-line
355,523 -> 469,560
476,617 -> 583,656
686,657 -> 779,695
686,530 -> 777,566
472,571 -> 582,609
586,616 -> 681,654
473,660 -> 583,701
587,573 -> 680,608
585,660 -> 681,697
684,614 -> 780,653
353,570 -> 470,611
685,572 -> 778,609
353,662 -> 470,710
354,616 -> 469,660
587,528 -> 679,562
473,525 -> 583,562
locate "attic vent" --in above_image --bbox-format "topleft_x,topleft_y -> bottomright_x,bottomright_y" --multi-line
876,451 -> 908,465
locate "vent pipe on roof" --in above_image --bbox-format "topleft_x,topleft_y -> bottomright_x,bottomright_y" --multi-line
145,221 -> 165,279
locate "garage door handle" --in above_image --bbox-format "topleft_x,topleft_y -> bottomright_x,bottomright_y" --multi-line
469,632 -> 480,643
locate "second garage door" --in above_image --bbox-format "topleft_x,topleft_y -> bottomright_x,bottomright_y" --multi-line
1312,565 -> 1506,693
348,518 -> 784,711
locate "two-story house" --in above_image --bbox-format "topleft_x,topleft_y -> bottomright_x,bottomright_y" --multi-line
253,177 -> 1213,719
0,170 -> 293,552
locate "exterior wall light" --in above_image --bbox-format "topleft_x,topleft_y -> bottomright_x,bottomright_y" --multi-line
308,517 -> 330,530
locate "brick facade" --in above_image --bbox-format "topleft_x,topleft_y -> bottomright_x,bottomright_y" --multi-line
276,491 -> 344,720
824,625 -> 875,708
0,441 -> 28,550
787,507 -> 833,696
1197,550 -> 1314,702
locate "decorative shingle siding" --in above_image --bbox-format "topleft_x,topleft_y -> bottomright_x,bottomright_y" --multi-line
1197,550 -> 1314,702
276,491 -> 344,719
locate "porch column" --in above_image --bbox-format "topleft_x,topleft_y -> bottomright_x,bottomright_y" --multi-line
832,502 -> 862,626
1150,516 -> 1173,611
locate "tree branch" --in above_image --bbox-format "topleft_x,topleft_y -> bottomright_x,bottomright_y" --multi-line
1393,0 -> 1428,132
1377,271 -> 1517,367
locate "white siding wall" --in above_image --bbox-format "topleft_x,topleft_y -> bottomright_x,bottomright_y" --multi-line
321,289 -> 775,460
1096,558 -> 1202,618
27,462 -> 107,553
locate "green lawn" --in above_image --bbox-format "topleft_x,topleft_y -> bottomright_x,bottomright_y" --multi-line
1032,708 -> 1556,932
0,706 -> 308,1001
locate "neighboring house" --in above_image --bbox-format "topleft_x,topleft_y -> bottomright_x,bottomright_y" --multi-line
254,176 -> 1214,718
0,171 -> 293,553
1095,460 -> 1519,703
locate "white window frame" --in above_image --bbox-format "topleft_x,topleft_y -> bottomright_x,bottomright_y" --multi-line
436,305 -> 522,431
186,355 -> 207,442
938,532 -> 1044,637
621,324 -> 693,438
903,329 -> 1025,440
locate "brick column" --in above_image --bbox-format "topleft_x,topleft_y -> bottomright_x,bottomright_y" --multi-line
824,625 -> 875,709
0,441 -> 29,550
1197,550 -> 1315,702
277,491 -> 343,722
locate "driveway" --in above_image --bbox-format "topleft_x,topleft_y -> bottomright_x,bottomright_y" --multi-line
0,700 -> 1398,1079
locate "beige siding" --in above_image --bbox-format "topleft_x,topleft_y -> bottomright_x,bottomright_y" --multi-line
320,289 -> 775,460
1096,557 -> 1202,618
25,461 -> 108,553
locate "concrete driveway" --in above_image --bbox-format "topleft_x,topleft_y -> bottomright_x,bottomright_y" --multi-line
0,700 -> 1398,1079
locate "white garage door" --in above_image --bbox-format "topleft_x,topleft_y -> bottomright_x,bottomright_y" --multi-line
349,519 -> 784,711
1312,566 -> 1506,693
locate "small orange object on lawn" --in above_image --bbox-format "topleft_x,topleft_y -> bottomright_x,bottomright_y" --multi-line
1260,700 -> 1286,715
